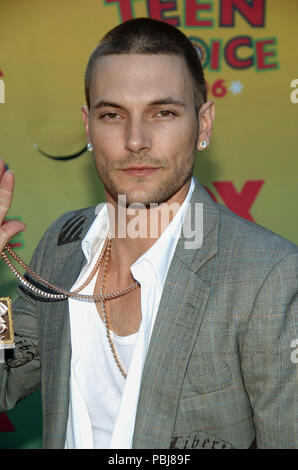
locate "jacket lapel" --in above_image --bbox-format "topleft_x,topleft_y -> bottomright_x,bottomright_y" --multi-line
133,179 -> 219,448
40,209 -> 96,448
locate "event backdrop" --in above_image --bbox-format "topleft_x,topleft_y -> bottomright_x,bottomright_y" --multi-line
0,0 -> 297,448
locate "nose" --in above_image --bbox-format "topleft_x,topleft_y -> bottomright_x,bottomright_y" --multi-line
124,116 -> 151,153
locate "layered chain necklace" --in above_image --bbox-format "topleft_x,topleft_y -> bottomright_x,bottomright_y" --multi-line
1,238 -> 140,379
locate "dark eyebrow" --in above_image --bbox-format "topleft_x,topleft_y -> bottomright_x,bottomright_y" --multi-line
92,97 -> 185,110
149,97 -> 185,108
93,100 -> 122,110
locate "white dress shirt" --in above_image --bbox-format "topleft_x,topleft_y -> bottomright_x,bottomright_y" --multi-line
65,178 -> 194,449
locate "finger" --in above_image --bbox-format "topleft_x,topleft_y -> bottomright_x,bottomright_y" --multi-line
0,158 -> 10,183
0,158 -> 6,180
0,170 -> 15,224
0,220 -> 26,254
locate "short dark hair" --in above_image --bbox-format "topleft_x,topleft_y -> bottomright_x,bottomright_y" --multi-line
84,18 -> 207,113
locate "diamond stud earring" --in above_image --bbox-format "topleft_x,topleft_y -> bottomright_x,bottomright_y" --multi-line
199,139 -> 208,150
87,143 -> 93,152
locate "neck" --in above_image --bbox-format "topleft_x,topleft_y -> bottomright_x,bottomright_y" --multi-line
105,179 -> 191,279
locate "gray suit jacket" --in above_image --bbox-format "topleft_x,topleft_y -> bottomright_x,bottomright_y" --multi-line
1,177 -> 298,449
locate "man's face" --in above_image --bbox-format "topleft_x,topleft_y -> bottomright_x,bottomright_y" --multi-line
82,54 -> 204,207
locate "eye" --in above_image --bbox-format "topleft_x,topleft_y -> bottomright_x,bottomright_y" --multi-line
156,110 -> 176,118
100,112 -> 121,120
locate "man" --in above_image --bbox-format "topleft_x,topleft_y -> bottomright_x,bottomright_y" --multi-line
0,18 -> 298,449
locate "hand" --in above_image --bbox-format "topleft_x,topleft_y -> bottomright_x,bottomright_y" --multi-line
0,158 -> 26,255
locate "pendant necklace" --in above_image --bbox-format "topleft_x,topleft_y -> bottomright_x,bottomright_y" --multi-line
0,238 -> 139,377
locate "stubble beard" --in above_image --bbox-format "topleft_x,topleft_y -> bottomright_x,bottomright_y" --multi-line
93,149 -> 196,208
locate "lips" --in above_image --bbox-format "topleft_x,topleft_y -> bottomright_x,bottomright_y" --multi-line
121,166 -> 160,177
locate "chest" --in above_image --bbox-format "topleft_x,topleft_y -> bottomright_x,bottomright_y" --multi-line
94,272 -> 142,337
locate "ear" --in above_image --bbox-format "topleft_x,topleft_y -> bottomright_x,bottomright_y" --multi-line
81,105 -> 90,142
196,100 -> 215,151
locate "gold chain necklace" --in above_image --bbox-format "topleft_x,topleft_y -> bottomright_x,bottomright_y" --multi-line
98,239 -> 129,379
1,239 -> 139,302
1,239 -> 140,378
